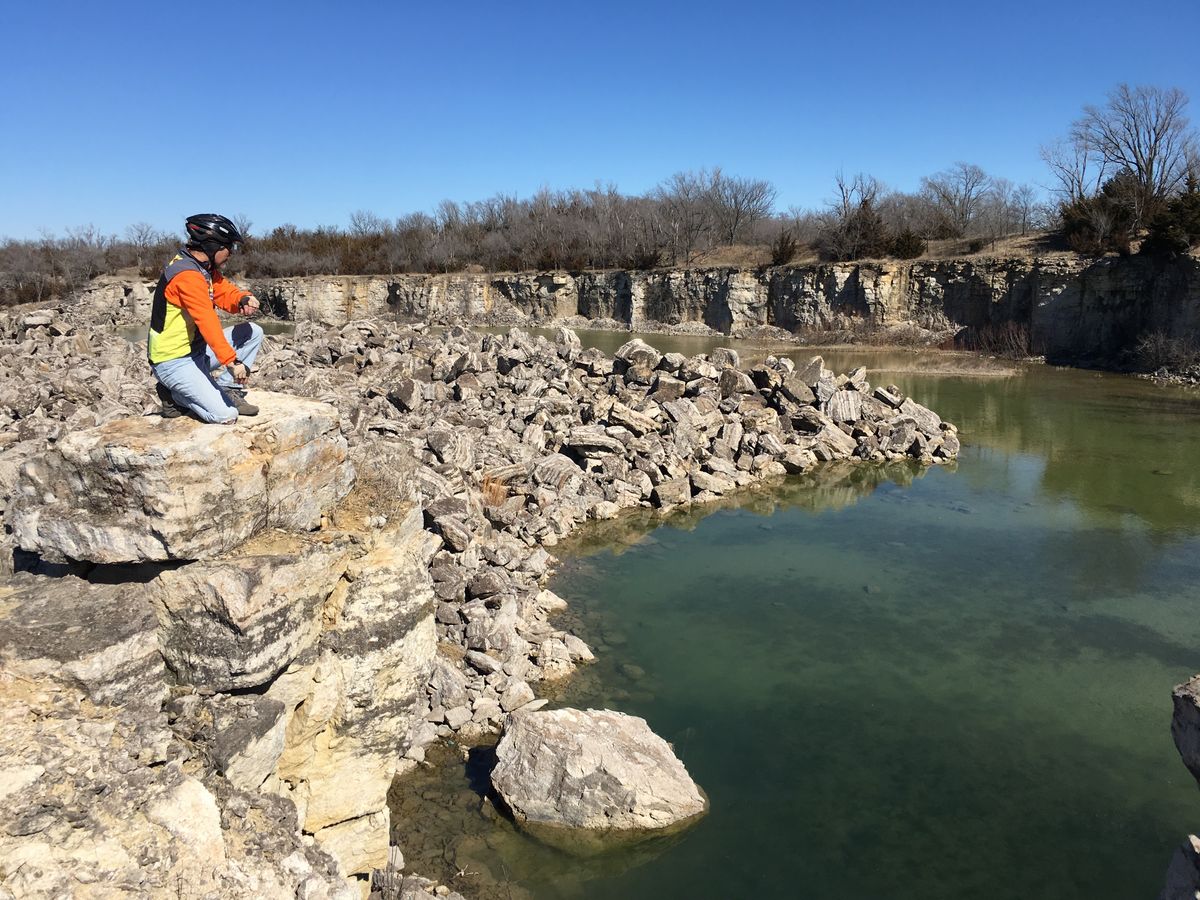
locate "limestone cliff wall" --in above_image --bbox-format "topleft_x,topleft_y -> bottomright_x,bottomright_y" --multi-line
0,394 -> 439,895
75,255 -> 1200,366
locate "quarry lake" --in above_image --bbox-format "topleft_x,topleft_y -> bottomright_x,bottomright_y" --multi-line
389,332 -> 1200,900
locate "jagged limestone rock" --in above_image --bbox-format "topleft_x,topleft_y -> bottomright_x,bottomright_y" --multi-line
211,696 -> 290,792
826,389 -> 863,423
490,707 -> 707,855
266,505 -> 438,877
0,603 -> 356,900
718,367 -> 756,398
614,338 -> 663,370
899,396 -> 943,435
312,810 -> 390,882
0,573 -> 166,708
10,392 -> 355,563
148,531 -> 356,691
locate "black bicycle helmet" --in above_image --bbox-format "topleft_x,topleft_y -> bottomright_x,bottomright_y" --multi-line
185,213 -> 244,255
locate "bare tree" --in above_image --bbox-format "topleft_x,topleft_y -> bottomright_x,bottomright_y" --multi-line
1070,83 -> 1197,224
875,191 -> 943,238
831,171 -> 883,218
435,200 -> 463,232
814,172 -> 890,261
977,178 -> 1015,246
707,169 -> 777,245
784,206 -> 823,246
43,226 -> 110,297
124,222 -> 163,270
1011,184 -> 1040,234
0,239 -> 55,304
391,212 -> 435,270
921,162 -> 992,235
654,170 -> 717,264
623,196 -> 670,268
230,213 -> 254,239
349,210 -> 388,236
1040,137 -> 1106,203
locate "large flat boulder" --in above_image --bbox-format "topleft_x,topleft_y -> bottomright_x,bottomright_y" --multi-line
490,707 -> 707,855
10,391 -> 355,563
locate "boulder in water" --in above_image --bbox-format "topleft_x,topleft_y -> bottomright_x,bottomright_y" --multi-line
490,707 -> 707,855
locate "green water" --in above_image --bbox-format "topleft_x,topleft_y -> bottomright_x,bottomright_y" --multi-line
391,334 -> 1200,899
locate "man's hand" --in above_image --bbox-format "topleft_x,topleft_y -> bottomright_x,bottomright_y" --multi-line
238,295 -> 261,317
231,361 -> 250,385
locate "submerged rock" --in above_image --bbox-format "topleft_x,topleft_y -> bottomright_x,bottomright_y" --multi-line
490,707 -> 707,855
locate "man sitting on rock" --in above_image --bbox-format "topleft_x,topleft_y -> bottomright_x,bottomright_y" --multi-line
148,213 -> 264,422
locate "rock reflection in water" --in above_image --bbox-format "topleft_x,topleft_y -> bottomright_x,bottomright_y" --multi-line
387,742 -> 688,899
555,458 -> 934,561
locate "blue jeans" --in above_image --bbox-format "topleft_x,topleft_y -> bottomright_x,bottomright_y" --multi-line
151,323 -> 264,424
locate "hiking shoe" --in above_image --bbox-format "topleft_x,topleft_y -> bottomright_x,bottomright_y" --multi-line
227,391 -> 259,417
155,383 -> 183,419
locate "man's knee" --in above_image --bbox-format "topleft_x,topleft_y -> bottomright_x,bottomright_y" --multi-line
231,322 -> 263,346
198,405 -> 238,425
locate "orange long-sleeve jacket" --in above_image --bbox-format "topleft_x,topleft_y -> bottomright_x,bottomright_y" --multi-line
148,251 -> 251,365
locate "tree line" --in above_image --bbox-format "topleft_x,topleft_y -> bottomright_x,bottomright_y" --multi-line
2,83 -> 1197,307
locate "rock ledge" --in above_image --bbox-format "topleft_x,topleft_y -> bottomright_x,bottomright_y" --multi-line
10,390 -> 354,563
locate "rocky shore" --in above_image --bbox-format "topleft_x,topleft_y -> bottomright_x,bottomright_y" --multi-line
0,303 -> 964,897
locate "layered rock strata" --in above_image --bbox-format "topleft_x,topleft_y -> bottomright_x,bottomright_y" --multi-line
10,391 -> 352,563
260,508 -> 439,874
0,574 -> 165,707
0,573 -> 357,899
72,254 -> 1200,366
0,388 -> 444,895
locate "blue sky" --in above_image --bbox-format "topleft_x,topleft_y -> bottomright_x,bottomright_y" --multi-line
3,0 -> 1199,239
